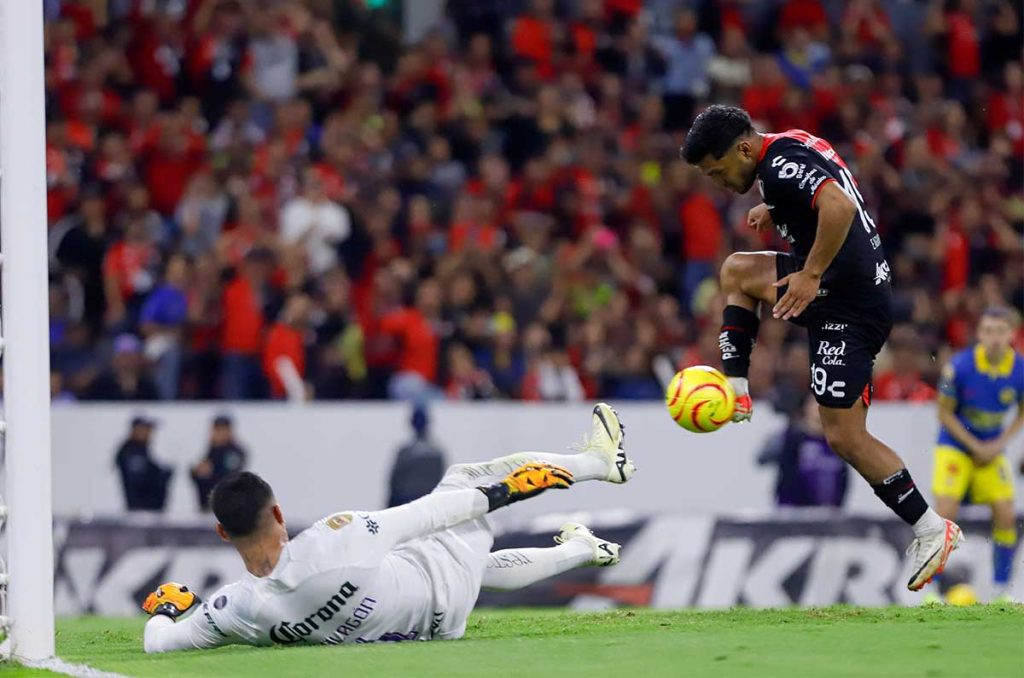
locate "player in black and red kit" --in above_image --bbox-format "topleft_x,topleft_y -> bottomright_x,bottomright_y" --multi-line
681,105 -> 961,592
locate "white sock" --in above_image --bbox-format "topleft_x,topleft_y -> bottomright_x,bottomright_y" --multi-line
913,508 -> 946,538
459,451 -> 609,484
728,377 -> 749,396
481,541 -> 593,591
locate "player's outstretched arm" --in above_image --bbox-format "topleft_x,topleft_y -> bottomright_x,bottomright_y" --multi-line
141,583 -> 239,653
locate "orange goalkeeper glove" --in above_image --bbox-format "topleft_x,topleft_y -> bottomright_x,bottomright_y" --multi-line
477,462 -> 574,511
142,582 -> 200,620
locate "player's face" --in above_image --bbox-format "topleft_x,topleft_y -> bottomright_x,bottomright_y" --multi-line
696,140 -> 758,194
978,316 -> 1012,356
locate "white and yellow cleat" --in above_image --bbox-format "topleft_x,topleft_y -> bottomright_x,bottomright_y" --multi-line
906,519 -> 964,592
554,522 -> 620,566
580,403 -> 635,483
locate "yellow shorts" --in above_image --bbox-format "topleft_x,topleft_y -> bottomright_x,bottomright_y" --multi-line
932,445 -> 1016,504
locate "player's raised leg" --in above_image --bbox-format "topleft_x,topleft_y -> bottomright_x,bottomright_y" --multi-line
482,523 -> 620,591
718,251 -> 779,421
818,402 -> 962,591
435,403 -> 635,492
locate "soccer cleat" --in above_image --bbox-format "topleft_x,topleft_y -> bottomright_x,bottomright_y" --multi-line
732,393 -> 754,422
579,403 -> 635,483
554,522 -> 620,566
728,378 -> 752,423
906,519 -> 963,591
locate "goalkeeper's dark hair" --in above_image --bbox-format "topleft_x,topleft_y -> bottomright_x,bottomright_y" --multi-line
210,471 -> 275,538
681,105 -> 754,164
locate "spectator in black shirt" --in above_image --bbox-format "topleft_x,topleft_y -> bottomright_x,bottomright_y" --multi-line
114,415 -> 172,511
83,334 -> 159,401
191,414 -> 248,511
387,405 -> 446,507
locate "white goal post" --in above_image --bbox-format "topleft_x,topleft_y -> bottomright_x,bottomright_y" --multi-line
0,0 -> 57,661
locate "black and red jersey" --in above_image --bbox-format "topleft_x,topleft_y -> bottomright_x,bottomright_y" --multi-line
755,129 -> 891,306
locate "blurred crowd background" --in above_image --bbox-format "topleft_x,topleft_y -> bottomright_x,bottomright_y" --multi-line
40,0 -> 1023,408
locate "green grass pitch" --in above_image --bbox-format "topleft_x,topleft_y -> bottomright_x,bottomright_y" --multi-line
2,606 -> 1022,677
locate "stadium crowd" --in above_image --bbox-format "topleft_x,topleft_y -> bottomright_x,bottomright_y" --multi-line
42,0 -> 1023,406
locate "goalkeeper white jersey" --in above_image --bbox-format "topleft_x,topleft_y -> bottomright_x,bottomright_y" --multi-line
144,488 -> 491,652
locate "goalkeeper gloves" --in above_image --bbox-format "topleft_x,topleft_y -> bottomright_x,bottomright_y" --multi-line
142,582 -> 200,620
477,462 -> 574,511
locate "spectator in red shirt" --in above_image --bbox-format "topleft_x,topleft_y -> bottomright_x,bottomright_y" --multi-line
103,210 -> 160,331
987,62 -> 1024,159
381,279 -> 443,402
142,112 -> 206,216
220,248 -> 275,399
511,0 -> 559,78
675,166 -> 723,310
779,0 -> 829,42
264,293 -> 311,399
940,0 -> 982,102
874,328 -> 938,402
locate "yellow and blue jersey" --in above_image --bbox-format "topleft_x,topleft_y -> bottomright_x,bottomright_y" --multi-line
936,344 -> 1024,450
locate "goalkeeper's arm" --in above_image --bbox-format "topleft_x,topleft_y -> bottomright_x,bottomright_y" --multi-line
142,583 -> 238,653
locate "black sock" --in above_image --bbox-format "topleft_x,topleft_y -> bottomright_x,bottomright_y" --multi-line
872,469 -> 928,525
719,305 -> 759,378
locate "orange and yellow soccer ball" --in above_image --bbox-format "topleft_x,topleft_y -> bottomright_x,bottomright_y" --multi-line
665,366 -> 736,433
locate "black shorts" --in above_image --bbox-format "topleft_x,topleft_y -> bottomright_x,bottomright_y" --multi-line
776,253 -> 893,408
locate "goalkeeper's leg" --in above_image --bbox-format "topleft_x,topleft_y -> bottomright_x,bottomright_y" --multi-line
483,523 -> 620,591
435,403 -> 634,493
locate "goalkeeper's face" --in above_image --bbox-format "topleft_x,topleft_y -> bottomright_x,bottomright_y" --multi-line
695,139 -> 758,195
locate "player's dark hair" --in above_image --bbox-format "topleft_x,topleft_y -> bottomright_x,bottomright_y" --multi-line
210,471 -> 275,538
681,105 -> 754,164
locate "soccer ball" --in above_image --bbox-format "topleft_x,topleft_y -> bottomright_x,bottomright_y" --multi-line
665,366 -> 736,433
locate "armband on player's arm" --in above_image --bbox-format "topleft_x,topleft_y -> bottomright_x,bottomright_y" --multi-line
477,463 -> 574,512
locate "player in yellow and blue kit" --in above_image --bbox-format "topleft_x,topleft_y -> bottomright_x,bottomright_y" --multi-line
932,307 -> 1024,602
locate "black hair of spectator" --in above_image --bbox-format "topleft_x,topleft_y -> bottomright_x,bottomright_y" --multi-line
681,105 -> 754,164
210,471 -> 274,538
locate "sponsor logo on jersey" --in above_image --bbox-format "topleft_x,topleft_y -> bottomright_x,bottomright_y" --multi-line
874,261 -> 891,286
213,595 -> 228,610
322,596 -> 378,645
778,162 -> 803,180
776,222 -> 795,245
817,340 -> 847,366
870,234 -> 881,250
202,603 -> 228,638
823,323 -> 847,331
1000,387 -> 1017,405
325,513 -> 352,530
798,168 -> 818,190
269,581 -> 360,645
364,518 -> 380,535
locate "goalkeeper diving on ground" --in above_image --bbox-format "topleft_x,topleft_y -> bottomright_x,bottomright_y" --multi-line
141,403 -> 634,651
